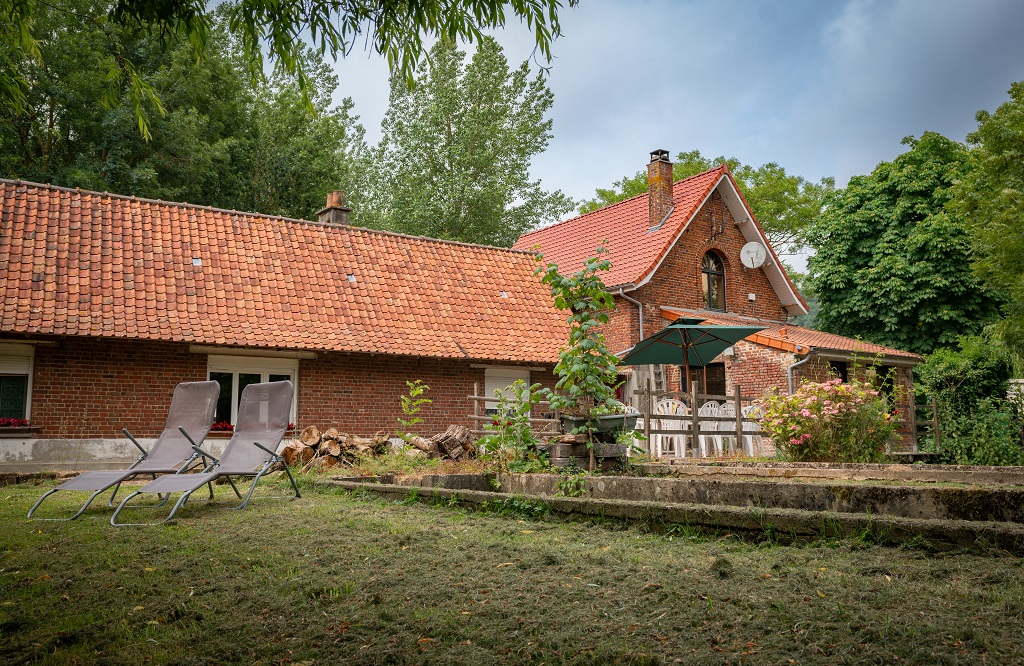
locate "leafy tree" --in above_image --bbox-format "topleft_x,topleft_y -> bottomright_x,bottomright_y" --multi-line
807,132 -> 1000,355
916,335 -> 1011,418
0,4 -> 368,221
954,81 -> 1024,353
578,149 -> 835,255
1,0 -> 577,137
916,335 -> 1023,466
536,244 -> 621,471
370,38 -> 573,246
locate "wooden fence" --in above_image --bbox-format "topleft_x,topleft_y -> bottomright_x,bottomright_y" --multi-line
465,382 -> 560,439
634,379 -> 761,457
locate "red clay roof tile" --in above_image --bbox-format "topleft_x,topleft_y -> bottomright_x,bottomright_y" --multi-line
661,308 -> 922,362
0,180 -> 568,363
513,167 -> 726,287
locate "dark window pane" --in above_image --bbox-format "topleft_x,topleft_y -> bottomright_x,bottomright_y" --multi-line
829,361 -> 849,383
701,252 -> 725,310
238,373 -> 262,412
269,374 -> 290,383
0,375 -> 28,419
210,372 -> 233,423
876,367 -> 896,407
688,363 -> 726,396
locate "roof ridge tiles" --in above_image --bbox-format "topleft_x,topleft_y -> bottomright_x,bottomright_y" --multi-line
0,177 -> 534,257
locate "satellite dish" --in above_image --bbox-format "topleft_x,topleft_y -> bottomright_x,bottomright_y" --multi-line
740,242 -> 767,269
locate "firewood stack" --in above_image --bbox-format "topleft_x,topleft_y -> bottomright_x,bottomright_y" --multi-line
279,424 -> 474,472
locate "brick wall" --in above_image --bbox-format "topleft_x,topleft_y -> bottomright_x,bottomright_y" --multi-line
724,341 -> 793,399
298,352 -> 556,436
31,337 -> 207,438
27,336 -> 557,439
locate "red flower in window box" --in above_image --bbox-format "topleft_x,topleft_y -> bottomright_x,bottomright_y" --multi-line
0,417 -> 29,428
210,421 -> 234,432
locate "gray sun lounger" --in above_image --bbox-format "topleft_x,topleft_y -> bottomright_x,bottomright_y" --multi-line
28,380 -> 220,521
111,381 -> 300,526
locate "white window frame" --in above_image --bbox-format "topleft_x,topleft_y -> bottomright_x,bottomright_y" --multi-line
483,367 -> 531,414
0,343 -> 34,421
206,355 -> 299,425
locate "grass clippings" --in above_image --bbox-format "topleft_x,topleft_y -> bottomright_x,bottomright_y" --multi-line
2,474 -> 1023,664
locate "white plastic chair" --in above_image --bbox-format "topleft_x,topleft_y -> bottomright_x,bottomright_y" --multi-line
719,402 -> 737,453
697,401 -> 720,457
653,399 -> 688,459
624,405 -> 642,457
741,404 -> 764,456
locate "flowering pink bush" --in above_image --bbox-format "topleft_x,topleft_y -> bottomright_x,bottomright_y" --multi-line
757,379 -> 896,463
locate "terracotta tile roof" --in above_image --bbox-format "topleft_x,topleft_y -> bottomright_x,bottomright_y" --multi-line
514,168 -> 727,287
0,180 -> 568,363
661,308 -> 923,362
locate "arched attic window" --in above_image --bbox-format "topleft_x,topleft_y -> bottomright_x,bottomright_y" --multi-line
701,251 -> 725,311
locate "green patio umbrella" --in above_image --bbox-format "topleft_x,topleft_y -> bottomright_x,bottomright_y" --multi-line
618,318 -> 766,393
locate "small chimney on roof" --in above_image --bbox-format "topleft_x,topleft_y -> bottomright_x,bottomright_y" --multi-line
648,149 -> 673,228
318,191 -> 351,226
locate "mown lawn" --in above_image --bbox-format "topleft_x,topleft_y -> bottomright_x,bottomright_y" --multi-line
2,475 -> 1023,665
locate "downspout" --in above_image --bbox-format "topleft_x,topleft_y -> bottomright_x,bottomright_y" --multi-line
617,288 -> 643,341
787,347 -> 815,394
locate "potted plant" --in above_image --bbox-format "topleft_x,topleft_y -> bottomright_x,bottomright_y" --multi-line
536,244 -> 634,470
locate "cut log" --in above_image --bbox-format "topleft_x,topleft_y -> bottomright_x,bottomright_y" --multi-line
322,427 -> 340,442
280,442 -> 304,466
409,436 -> 438,454
370,432 -> 391,455
298,444 -> 315,463
298,425 -> 321,448
430,425 -> 471,459
322,438 -> 342,457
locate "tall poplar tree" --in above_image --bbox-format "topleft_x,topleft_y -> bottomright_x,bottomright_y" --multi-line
369,38 -> 573,247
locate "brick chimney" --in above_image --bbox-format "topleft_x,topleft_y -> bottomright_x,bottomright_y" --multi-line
647,149 -> 673,227
317,191 -> 351,226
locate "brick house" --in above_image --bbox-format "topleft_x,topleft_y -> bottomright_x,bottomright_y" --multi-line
0,180 -> 567,470
513,151 -> 922,426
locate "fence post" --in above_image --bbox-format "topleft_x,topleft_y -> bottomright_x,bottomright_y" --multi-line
643,377 -> 652,456
907,387 -> 918,452
931,396 -> 941,451
690,380 -> 700,458
732,384 -> 742,454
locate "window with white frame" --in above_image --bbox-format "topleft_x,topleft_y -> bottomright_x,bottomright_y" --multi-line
0,344 -> 34,422
483,367 -> 531,415
206,355 -> 298,425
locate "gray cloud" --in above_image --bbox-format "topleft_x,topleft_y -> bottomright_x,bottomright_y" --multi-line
330,0 -> 1024,204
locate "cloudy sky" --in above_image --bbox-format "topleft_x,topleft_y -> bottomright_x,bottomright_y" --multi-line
331,0 -> 1024,208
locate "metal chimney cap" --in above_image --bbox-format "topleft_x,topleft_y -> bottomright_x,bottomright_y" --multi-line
650,149 -> 670,162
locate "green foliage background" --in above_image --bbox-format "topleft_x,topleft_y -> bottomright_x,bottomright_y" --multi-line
0,5 -> 369,222
807,132 -> 1001,355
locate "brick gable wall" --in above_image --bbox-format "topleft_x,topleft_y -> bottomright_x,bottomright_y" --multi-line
605,188 -> 791,401
610,189 -> 788,355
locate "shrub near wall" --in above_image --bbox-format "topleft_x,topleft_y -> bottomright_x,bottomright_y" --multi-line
758,379 -> 896,463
